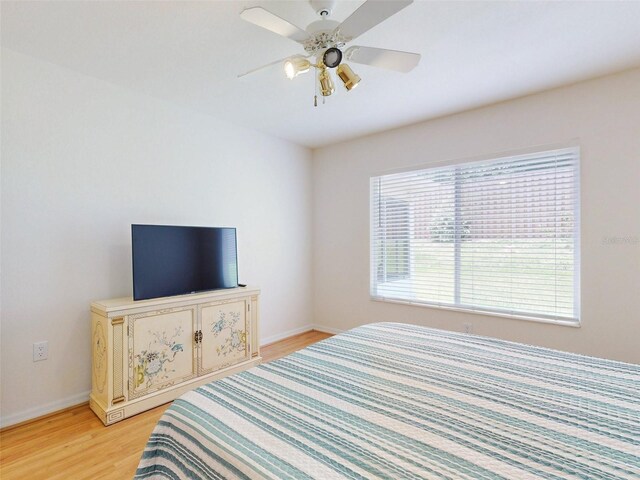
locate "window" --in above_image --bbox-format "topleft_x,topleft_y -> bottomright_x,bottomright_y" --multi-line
374,197 -> 410,283
370,147 -> 580,323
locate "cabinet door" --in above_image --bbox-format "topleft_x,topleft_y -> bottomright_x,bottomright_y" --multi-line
200,299 -> 250,374
128,307 -> 197,399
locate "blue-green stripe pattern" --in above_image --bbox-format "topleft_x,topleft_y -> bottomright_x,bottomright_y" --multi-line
135,322 -> 640,479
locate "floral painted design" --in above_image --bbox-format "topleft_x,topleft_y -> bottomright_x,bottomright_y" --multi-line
211,310 -> 246,357
135,326 -> 184,388
93,323 -> 107,393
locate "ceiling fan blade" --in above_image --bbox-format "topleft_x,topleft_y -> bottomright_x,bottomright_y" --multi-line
238,54 -> 312,78
344,46 -> 421,73
240,7 -> 310,43
335,0 -> 413,42
237,56 -> 291,78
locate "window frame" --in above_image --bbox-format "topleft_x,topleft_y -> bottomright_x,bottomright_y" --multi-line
369,145 -> 581,327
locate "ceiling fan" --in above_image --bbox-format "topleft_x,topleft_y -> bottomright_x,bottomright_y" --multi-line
238,0 -> 421,106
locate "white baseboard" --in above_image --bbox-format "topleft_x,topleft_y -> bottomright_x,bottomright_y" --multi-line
3,325 -> 345,429
0,390 -> 90,429
312,324 -> 345,335
260,323 -> 344,346
260,324 -> 315,346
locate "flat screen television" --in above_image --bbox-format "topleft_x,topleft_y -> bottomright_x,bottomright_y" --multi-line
132,224 -> 238,301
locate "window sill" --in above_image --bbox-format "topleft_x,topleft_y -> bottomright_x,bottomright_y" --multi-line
370,296 -> 581,328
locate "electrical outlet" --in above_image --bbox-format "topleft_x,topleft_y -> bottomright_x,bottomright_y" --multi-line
33,341 -> 48,362
463,323 -> 473,334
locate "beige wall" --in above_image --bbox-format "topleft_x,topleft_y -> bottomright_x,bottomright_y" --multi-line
313,68 -> 640,364
0,49 -> 313,426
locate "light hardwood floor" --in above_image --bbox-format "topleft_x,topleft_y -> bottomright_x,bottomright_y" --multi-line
0,330 -> 333,480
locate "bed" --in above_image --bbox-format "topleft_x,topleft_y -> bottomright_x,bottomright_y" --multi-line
135,322 -> 640,479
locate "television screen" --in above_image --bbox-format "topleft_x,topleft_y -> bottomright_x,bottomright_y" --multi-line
132,225 -> 238,301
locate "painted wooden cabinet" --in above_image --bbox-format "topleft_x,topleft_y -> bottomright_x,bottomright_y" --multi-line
128,306 -> 197,400
200,300 -> 250,374
90,287 -> 260,425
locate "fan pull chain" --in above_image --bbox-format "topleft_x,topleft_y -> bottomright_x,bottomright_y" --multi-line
313,69 -> 318,107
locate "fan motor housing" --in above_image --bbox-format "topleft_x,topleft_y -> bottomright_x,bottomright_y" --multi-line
304,19 -> 345,55
306,19 -> 339,35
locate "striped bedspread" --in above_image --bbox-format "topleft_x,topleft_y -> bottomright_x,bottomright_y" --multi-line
135,322 -> 640,479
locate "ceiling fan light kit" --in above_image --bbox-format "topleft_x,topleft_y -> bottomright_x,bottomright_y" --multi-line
318,66 -> 335,97
239,0 -> 421,106
322,47 -> 342,69
336,63 -> 361,91
284,56 -> 311,79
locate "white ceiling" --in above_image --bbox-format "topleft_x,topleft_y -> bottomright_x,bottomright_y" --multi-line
3,1 -> 640,148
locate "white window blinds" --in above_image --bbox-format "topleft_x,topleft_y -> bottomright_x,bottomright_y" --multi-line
370,147 -> 580,323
